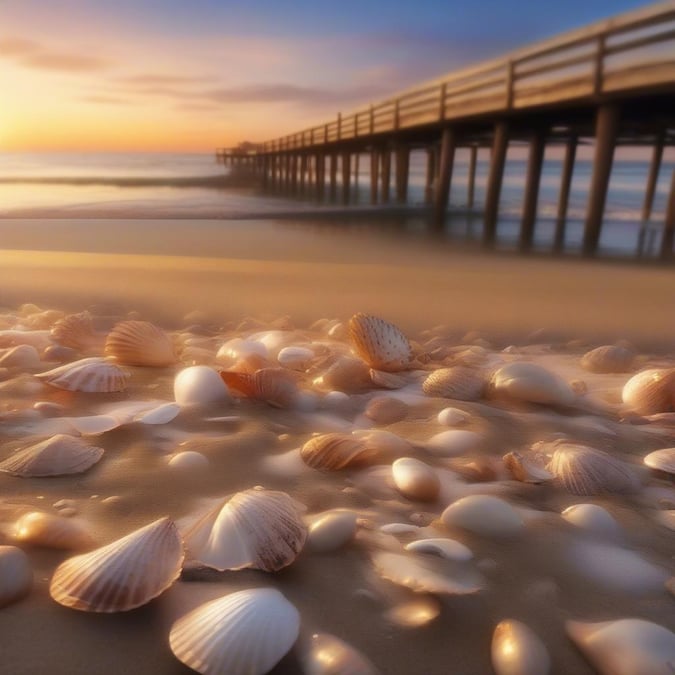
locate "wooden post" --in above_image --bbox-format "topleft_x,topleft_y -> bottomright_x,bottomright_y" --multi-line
290,155 -> 298,195
341,152 -> 351,204
583,104 -> 620,256
660,168 -> 675,260
434,128 -> 457,225
395,147 -> 410,204
424,146 -> 436,205
519,129 -> 546,252
467,146 -> 478,208
553,135 -> 577,253
329,153 -> 338,201
642,134 -> 664,221
261,156 -> 269,189
316,153 -> 325,202
484,121 -> 509,246
381,150 -> 391,203
354,153 -> 360,193
370,149 -> 380,204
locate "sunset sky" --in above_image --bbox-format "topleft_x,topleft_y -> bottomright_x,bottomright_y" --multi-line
0,0 -> 652,152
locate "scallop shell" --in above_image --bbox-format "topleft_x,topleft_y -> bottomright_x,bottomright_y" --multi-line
220,368 -> 300,408
491,619 -> 551,675
622,368 -> 675,415
405,538 -> 473,562
313,356 -> 373,393
489,362 -> 576,407
301,433 -> 377,471
392,457 -> 440,502
50,311 -> 106,354
0,545 -> 33,608
546,442 -> 640,495
0,434 -> 104,477
49,517 -> 183,612
303,633 -> 378,675
13,511 -> 94,550
580,345 -> 635,374
441,495 -> 524,538
348,313 -> 412,372
35,357 -> 130,392
104,320 -> 177,367
183,488 -> 306,572
169,588 -> 300,675
422,366 -> 486,401
365,397 -> 408,425
369,368 -> 408,389
503,451 -> 553,483
307,511 -> 358,553
566,619 -> 675,675
174,366 -> 230,406
644,448 -> 675,475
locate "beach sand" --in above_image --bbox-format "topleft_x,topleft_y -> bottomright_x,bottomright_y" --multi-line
0,218 -> 674,674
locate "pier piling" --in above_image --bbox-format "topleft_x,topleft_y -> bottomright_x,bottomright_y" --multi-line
519,129 -> 546,252
484,121 -> 509,246
434,128 -> 457,226
553,135 -> 577,253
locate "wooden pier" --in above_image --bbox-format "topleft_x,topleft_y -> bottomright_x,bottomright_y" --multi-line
218,1 -> 675,258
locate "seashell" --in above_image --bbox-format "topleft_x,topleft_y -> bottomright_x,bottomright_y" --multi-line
546,442 -> 640,495
442,495 -> 524,538
104,320 -> 177,366
278,345 -> 314,370
13,511 -> 94,550
427,429 -> 482,456
489,362 -> 576,407
384,596 -> 441,628
169,588 -> 300,675
379,523 -> 420,535
405,538 -> 473,562
307,511 -> 358,553
322,390 -> 351,410
365,397 -> 408,425
392,458 -> 440,502
303,633 -> 379,675
0,434 -> 104,477
183,488 -> 306,572
220,368 -> 300,408
216,337 -> 268,364
353,429 -> 413,456
67,414 -> 120,435
168,451 -> 209,471
369,368 -> 407,389
174,365 -> 229,406
566,619 -> 675,675
301,433 -> 377,471
644,448 -> 675,475
561,504 -> 621,538
422,366 -> 485,401
35,357 -> 130,392
50,311 -> 106,354
313,356 -> 373,393
348,313 -> 412,372
0,344 -> 41,369
622,368 -> 675,415
0,546 -> 32,608
49,517 -> 183,612
491,619 -> 551,675
580,345 -> 635,374
437,407 -> 469,426
654,510 -> 675,531
136,402 -> 181,425
503,451 -> 553,483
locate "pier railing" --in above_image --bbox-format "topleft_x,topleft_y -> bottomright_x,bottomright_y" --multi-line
257,1 -> 675,154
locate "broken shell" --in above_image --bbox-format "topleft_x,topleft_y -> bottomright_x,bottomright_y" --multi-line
301,433 -> 377,471
566,619 -> 675,675
561,504 -> 621,538
0,434 -> 104,477
0,546 -> 32,608
169,588 -> 300,675
303,633 -> 378,675
427,429 -> 482,456
489,362 -> 576,407
307,511 -> 358,553
35,357 -> 130,392
491,619 -> 551,675
50,311 -> 106,354
643,448 -> 675,475
546,442 -> 640,496
580,345 -> 635,374
392,458 -> 440,502
174,366 -> 230,406
104,320 -> 177,367
49,517 -> 183,612
422,366 -> 485,401
348,313 -> 412,372
365,397 -> 408,425
183,488 -> 306,572
503,451 -> 553,483
405,538 -> 473,562
442,495 -> 524,538
13,511 -> 94,550
220,368 -> 300,408
622,368 -> 675,415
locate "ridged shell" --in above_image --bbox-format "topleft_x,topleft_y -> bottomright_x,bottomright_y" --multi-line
622,368 -> 675,415
392,457 -> 440,502
442,495 -> 524,538
35,357 -> 130,392
303,633 -> 379,675
365,397 -> 408,425
489,362 -> 576,407
49,517 -> 183,612
546,442 -> 640,495
369,368 -> 408,389
0,546 -> 33,608
492,620 -> 551,675
301,433 -> 377,471
644,448 -> 675,475
169,588 -> 300,675
50,311 -> 105,354
13,511 -> 94,550
313,356 -> 373,393
503,451 -> 553,483
580,345 -> 635,374
104,320 -> 176,367
0,434 -> 104,477
183,488 -> 306,572
220,368 -> 299,408
348,313 -> 412,372
566,619 -> 675,675
422,367 -> 486,401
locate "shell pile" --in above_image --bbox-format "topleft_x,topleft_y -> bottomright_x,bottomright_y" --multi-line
0,304 -> 673,674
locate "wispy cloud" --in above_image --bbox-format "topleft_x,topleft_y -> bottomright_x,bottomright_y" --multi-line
81,94 -> 131,105
0,36 -> 108,72
117,73 -> 215,86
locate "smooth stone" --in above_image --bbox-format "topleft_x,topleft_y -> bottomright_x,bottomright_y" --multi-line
492,619 -> 551,675
0,345 -> 41,368
427,430 -> 482,456
392,458 -> 440,502
278,346 -> 314,370
561,503 -> 621,538
174,366 -> 229,407
168,451 -> 209,471
0,546 -> 33,608
437,407 -> 469,426
307,511 -> 358,553
442,495 -> 525,538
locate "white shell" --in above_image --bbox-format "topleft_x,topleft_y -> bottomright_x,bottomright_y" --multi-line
0,344 -> 41,369
491,619 -> 551,675
307,511 -> 358,553
490,362 -> 576,407
0,434 -> 104,477
437,407 -> 469,426
49,517 -> 184,612
442,495 -> 524,538
183,488 -> 306,572
216,337 -> 268,363
503,451 -> 553,483
168,451 -> 209,471
622,368 -> 675,415
580,345 -> 634,373
278,346 -> 314,370
136,402 -> 181,425
561,504 -> 621,538
303,633 -> 378,675
104,320 -> 176,366
644,448 -> 675,475
0,545 -> 32,608
427,429 -> 482,456
348,313 -> 412,372
35,357 -> 130,392
392,458 -> 440,502
13,511 -> 94,550
174,366 -> 229,406
169,588 -> 300,675
566,619 -> 675,675
384,597 -> 441,628
422,366 -> 485,400
365,397 -> 408,425
405,538 -> 473,562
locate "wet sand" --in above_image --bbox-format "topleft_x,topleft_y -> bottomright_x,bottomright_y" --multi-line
0,218 -> 674,674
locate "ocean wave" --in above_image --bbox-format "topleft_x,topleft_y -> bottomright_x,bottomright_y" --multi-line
0,174 -> 234,189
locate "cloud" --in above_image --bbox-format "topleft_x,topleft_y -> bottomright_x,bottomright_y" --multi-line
117,74 -> 215,86
0,36 -> 108,72
81,94 -> 131,105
